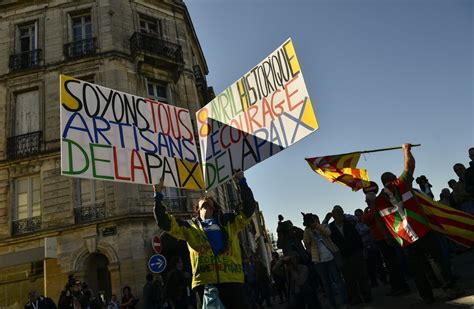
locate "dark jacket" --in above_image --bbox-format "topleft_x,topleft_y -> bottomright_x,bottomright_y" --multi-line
25,297 -> 57,309
329,220 -> 363,257
58,292 -> 86,309
143,281 -> 154,309
165,268 -> 189,305
465,161 -> 474,196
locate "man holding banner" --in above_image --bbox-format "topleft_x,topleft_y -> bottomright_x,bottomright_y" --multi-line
375,144 -> 461,303
152,172 -> 256,309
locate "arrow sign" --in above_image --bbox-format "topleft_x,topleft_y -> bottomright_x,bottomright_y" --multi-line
152,235 -> 162,254
148,254 -> 167,273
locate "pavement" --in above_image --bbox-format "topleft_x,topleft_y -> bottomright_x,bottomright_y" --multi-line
271,249 -> 474,309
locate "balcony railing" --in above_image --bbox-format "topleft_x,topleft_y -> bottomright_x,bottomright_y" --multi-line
74,202 -> 106,223
9,49 -> 42,71
64,37 -> 97,59
7,131 -> 42,159
130,32 -> 184,64
12,216 -> 42,235
165,196 -> 188,213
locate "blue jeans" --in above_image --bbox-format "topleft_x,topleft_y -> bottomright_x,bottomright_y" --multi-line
315,259 -> 347,307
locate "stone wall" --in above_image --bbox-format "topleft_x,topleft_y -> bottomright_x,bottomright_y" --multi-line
0,0 -> 209,307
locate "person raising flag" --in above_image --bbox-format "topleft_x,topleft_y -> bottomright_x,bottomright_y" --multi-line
375,143 -> 462,303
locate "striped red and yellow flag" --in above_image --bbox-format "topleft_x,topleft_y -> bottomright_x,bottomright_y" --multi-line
415,192 -> 474,247
306,153 -> 370,191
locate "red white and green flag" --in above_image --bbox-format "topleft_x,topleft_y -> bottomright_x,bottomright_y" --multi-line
377,179 -> 474,247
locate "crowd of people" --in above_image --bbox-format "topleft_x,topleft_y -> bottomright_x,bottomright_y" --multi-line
23,146 -> 474,309
269,145 -> 474,308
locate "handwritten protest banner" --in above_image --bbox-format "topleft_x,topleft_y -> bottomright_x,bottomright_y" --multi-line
197,38 -> 318,190
60,75 -> 205,189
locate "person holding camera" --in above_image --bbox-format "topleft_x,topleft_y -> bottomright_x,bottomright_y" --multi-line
327,206 -> 372,306
152,171 -> 256,309
58,278 -> 84,309
416,175 -> 434,199
302,213 -> 346,309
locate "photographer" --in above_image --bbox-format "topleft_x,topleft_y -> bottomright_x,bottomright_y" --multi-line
58,278 -> 85,309
327,206 -> 371,305
303,213 -> 346,308
416,175 -> 434,199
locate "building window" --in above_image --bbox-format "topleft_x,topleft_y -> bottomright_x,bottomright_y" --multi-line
18,22 -> 38,53
72,14 -> 92,41
75,179 -> 105,207
14,89 -> 40,136
12,176 -> 42,235
31,261 -> 44,276
164,187 -> 187,212
7,90 -> 42,159
146,79 -> 169,103
139,15 -> 161,37
13,176 -> 41,220
74,179 -> 105,223
65,12 -> 96,59
10,21 -> 41,70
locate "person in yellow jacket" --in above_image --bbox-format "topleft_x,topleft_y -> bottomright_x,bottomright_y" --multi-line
153,171 -> 255,309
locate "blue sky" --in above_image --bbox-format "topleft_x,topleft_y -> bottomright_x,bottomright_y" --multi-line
186,0 -> 473,237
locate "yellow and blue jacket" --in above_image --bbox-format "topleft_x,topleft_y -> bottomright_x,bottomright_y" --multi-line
153,180 -> 256,289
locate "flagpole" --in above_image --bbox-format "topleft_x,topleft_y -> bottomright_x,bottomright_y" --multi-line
358,144 -> 421,155
305,145 -> 421,160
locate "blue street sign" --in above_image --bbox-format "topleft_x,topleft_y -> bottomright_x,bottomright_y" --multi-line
148,254 -> 167,273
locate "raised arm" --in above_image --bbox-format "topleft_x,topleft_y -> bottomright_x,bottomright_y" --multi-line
303,227 -> 312,252
315,222 -> 332,236
238,174 -> 256,219
322,212 -> 332,225
403,143 -> 415,178
153,178 -> 171,230
227,171 -> 257,231
153,178 -> 189,240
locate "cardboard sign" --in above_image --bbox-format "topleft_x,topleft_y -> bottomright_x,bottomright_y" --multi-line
60,75 -> 205,189
196,38 -> 319,190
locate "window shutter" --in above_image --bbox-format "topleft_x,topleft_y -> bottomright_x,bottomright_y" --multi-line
15,90 -> 39,135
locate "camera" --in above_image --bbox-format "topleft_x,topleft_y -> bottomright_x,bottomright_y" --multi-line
416,175 -> 428,185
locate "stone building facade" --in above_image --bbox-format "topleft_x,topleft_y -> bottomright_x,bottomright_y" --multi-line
0,0 -> 235,307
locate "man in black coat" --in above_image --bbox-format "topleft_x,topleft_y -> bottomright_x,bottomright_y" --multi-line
465,147 -> 474,196
329,205 -> 371,306
25,290 -> 57,309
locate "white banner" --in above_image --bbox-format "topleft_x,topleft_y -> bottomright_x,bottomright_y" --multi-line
60,75 -> 204,189
196,38 -> 319,190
